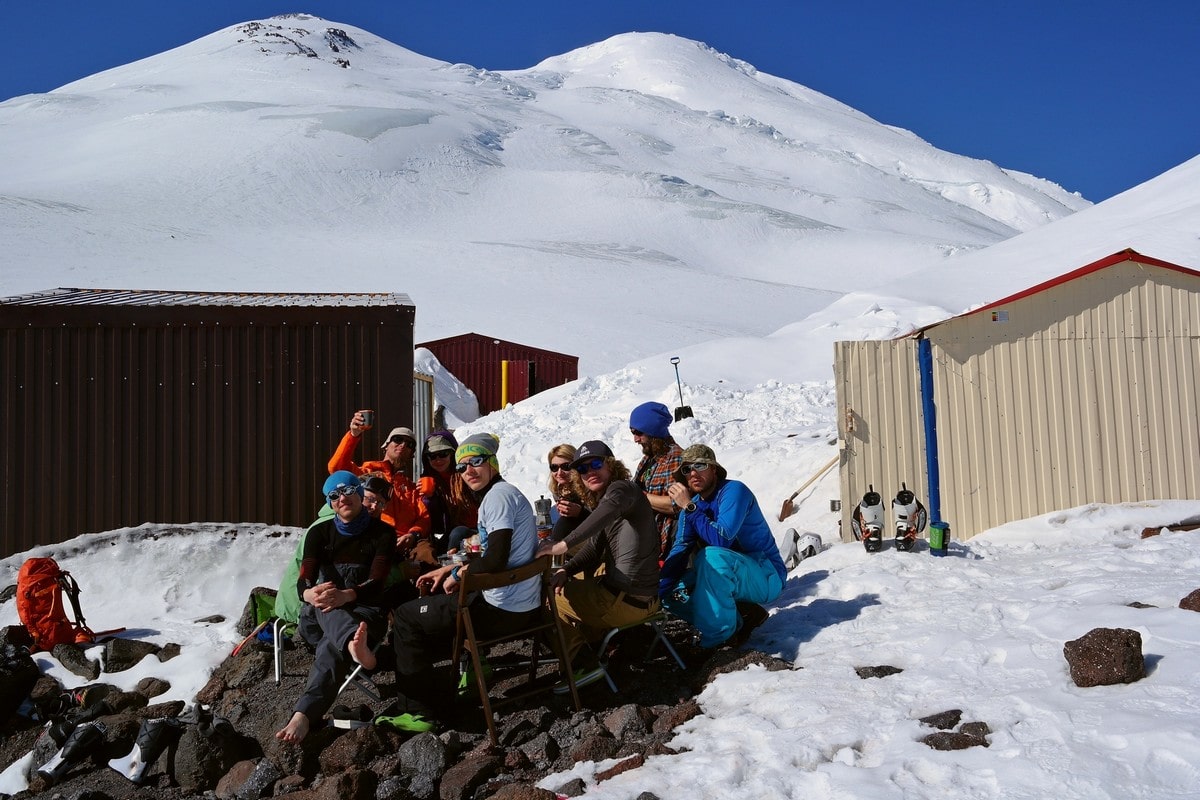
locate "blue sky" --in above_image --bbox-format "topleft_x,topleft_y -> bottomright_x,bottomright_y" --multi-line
3,1 -> 1197,201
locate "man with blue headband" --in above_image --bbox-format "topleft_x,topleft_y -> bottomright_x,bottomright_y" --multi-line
276,470 -> 394,744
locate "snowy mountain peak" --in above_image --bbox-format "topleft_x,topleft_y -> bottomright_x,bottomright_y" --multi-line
532,31 -> 758,82
230,16 -> 362,68
49,13 -> 444,96
2,16 -> 1093,372
530,31 -> 831,118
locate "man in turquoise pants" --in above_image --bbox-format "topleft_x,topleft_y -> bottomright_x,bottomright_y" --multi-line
660,445 -> 786,649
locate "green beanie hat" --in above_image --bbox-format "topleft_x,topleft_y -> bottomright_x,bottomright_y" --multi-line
456,433 -> 500,471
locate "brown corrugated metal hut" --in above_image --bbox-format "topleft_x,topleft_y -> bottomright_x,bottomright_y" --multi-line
416,332 -> 578,415
834,250 -> 1200,543
0,288 -> 415,557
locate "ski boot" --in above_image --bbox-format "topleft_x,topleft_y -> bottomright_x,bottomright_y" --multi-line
108,716 -> 182,784
37,720 -> 107,784
783,529 -> 823,568
891,483 -> 928,552
782,529 -> 800,569
852,486 -> 884,553
796,532 -> 822,562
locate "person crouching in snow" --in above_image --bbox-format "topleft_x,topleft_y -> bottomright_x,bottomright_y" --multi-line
660,445 -> 786,649
276,470 -> 394,743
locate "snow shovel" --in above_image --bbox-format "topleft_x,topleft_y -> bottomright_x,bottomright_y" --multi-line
670,356 -> 694,421
778,455 -> 839,521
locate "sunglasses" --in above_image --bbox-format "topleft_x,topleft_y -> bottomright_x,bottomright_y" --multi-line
429,451 -> 453,460
362,492 -> 389,506
326,484 -> 359,502
389,437 -> 417,448
548,462 -> 572,473
454,455 -> 489,473
680,462 -> 712,477
573,458 -> 606,475
630,428 -> 645,437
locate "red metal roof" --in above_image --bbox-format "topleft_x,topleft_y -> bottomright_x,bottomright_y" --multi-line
416,331 -> 576,361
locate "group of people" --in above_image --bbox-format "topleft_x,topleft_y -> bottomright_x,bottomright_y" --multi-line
276,401 -> 787,742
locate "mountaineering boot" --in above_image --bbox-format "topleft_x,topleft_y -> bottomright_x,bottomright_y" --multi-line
37,720 -> 107,783
330,704 -> 373,730
65,684 -> 108,712
891,483 -> 928,552
728,601 -> 769,648
852,486 -> 885,553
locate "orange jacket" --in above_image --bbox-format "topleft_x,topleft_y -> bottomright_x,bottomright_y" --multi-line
328,430 -> 431,539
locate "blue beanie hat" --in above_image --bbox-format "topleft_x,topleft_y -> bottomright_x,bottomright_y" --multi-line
322,470 -> 363,506
629,401 -> 672,440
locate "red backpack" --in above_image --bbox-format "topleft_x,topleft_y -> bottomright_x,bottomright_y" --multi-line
16,557 -> 95,652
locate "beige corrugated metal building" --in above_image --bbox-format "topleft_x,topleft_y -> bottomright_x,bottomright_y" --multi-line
834,250 -> 1200,544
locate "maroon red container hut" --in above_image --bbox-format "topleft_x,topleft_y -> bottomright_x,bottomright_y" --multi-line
417,332 -> 578,415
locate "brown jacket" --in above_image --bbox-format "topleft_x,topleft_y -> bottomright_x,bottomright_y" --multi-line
560,480 -> 660,598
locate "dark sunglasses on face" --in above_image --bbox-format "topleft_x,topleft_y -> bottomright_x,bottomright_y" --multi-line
630,428 -> 645,437
680,462 -> 712,477
454,455 -> 489,473
326,484 -> 359,502
548,462 -> 571,473
429,451 -> 453,460
363,492 -> 387,506
389,437 -> 417,448
573,458 -> 606,475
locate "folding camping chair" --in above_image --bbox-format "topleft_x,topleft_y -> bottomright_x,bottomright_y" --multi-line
451,555 -> 581,744
274,613 -> 389,703
595,611 -> 687,692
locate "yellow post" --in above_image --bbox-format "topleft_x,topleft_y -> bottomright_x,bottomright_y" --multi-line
500,360 -> 509,408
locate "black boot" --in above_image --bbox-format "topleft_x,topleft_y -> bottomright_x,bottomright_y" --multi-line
728,602 -> 769,648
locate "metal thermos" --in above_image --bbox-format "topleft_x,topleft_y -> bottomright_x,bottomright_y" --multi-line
535,495 -> 552,531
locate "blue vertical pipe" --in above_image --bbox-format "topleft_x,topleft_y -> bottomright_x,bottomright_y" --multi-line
918,337 -> 942,524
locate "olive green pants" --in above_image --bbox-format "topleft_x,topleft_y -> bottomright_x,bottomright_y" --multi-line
553,577 -> 660,664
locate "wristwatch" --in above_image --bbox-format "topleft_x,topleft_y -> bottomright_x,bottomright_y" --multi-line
685,502 -> 697,513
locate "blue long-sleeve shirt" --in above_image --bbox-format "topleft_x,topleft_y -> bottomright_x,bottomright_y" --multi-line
659,478 -> 787,594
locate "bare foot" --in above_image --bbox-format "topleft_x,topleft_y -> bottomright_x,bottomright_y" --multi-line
348,622 -> 376,670
275,711 -> 309,743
